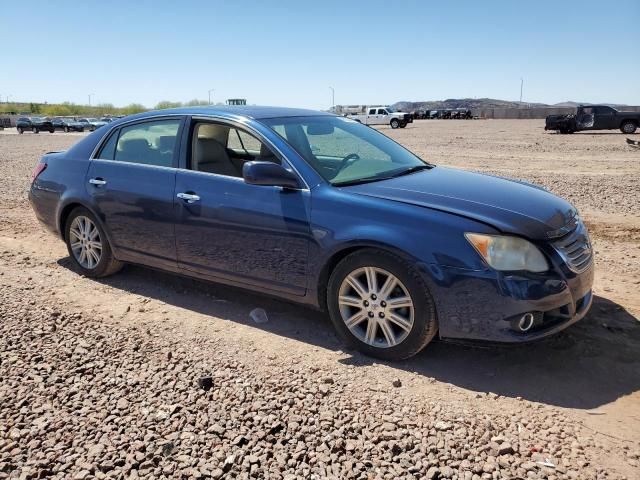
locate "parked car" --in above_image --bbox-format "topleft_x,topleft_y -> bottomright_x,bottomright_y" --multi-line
29,106 -> 594,360
545,105 -> 640,134
77,118 -> 108,131
347,106 -> 411,129
16,117 -> 54,134
52,117 -> 85,133
100,117 -> 116,123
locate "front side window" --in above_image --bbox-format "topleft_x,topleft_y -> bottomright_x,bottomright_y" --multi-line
261,116 -> 430,186
96,119 -> 180,167
190,122 -> 278,178
377,109 -> 387,115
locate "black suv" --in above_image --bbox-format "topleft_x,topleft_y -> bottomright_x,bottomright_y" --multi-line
51,117 -> 85,132
16,117 -> 55,134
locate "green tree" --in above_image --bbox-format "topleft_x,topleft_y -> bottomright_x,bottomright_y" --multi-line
154,100 -> 183,110
185,99 -> 207,106
122,103 -> 147,115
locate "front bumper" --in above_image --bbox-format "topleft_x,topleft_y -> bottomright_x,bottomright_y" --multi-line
423,260 -> 594,343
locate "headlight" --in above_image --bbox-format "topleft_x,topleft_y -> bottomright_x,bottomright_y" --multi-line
465,233 -> 548,272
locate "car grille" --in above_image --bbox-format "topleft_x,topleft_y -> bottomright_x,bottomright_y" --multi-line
552,219 -> 593,273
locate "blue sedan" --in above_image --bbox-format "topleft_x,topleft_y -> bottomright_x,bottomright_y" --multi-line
29,106 -> 594,360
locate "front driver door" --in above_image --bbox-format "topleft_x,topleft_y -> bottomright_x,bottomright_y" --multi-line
174,120 -> 311,296
86,117 -> 183,270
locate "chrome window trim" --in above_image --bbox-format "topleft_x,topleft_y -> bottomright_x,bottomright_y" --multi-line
90,157 -> 179,173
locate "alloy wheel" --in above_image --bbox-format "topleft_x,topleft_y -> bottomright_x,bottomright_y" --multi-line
69,215 -> 102,269
338,267 -> 414,348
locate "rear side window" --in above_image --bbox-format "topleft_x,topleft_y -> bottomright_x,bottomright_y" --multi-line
368,109 -> 376,115
97,131 -> 119,160
97,119 -> 181,167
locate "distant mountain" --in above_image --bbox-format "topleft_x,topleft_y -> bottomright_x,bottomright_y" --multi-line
391,98 -> 628,111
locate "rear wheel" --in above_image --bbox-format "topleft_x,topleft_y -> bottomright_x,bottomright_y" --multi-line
65,207 -> 123,278
32,127 -> 39,134
64,126 -> 69,133
327,249 -> 438,361
17,127 -> 23,134
621,121 -> 637,134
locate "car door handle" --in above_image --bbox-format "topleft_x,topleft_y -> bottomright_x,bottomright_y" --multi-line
89,178 -> 107,186
177,192 -> 200,203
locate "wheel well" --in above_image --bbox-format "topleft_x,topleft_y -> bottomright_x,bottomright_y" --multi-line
621,119 -> 637,127
317,247 -> 365,311
58,203 -> 83,239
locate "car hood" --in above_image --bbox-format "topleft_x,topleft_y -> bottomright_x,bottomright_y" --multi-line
344,167 -> 576,240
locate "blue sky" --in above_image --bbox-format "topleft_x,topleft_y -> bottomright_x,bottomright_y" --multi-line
3,0 -> 639,109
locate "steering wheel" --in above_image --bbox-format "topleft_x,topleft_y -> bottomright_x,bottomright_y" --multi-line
336,153 -> 361,173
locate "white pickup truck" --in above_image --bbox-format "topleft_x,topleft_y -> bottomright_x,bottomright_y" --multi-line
346,106 -> 412,129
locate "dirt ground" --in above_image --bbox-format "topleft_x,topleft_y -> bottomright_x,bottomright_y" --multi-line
0,120 -> 638,479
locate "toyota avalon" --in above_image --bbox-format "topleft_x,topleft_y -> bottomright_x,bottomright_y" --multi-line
28,106 -> 594,360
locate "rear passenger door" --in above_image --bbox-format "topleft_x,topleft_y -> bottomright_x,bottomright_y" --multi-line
86,117 -> 184,270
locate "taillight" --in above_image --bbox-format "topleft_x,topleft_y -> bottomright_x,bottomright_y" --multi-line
31,163 -> 47,183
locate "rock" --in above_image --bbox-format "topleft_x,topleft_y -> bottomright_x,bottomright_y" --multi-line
198,376 -> 213,391
426,466 -> 440,479
116,398 -> 129,410
392,378 -> 402,388
434,421 -> 453,431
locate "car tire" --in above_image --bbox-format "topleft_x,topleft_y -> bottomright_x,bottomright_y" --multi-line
327,248 -> 438,361
400,122 -> 407,128
64,126 -> 69,133
64,206 -> 123,278
390,119 -> 400,129
18,127 -> 23,134
32,127 -> 39,134
621,121 -> 637,134
49,129 -> 54,133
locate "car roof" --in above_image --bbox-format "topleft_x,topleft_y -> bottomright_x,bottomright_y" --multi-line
121,105 -> 333,122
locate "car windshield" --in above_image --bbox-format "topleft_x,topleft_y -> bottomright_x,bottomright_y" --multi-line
261,116 -> 432,186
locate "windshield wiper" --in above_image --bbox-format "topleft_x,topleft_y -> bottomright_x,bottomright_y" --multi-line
333,164 -> 433,187
387,164 -> 432,178
332,176 -> 387,187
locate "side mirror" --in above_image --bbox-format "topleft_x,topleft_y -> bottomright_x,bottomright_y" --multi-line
242,161 -> 301,189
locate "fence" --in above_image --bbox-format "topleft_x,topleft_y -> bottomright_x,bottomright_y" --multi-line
472,106 -> 640,119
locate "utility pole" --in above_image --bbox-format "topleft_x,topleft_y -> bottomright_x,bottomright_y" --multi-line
519,78 -> 523,104
88,93 -> 94,106
329,86 -> 335,111
208,89 -> 215,105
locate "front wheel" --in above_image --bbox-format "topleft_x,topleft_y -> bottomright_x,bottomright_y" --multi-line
400,121 -> 407,128
65,207 -> 123,278
621,121 -> 637,134
17,127 -> 23,134
327,249 -> 438,361
64,126 -> 69,133
32,127 -> 39,134
390,119 -> 400,129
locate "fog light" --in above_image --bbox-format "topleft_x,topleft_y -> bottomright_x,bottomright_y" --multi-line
517,313 -> 535,332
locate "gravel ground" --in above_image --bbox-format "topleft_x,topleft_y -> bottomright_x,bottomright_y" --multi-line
0,123 -> 639,479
